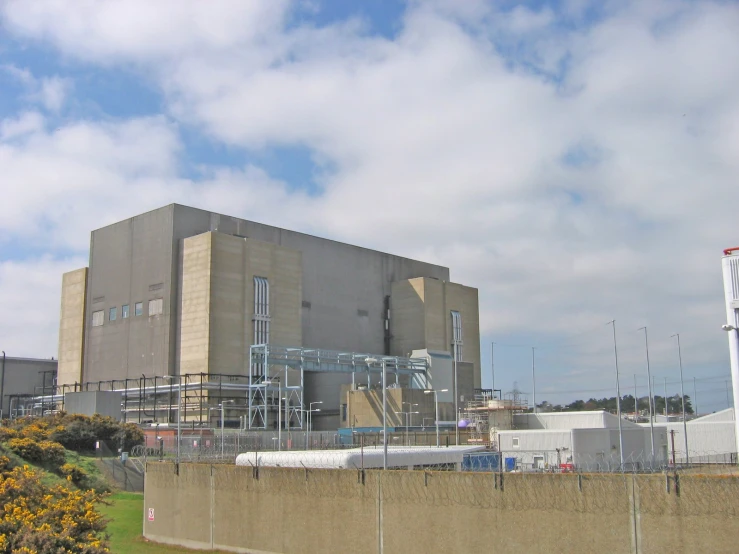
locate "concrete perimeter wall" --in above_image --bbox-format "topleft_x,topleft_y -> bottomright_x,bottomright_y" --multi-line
144,464 -> 739,554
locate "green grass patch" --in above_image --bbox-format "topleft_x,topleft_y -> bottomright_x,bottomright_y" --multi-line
100,492 -> 231,554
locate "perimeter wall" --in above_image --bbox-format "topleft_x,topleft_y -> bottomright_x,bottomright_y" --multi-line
143,463 -> 739,554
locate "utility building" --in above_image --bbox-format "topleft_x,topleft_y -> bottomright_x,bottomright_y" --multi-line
56,204 -> 480,429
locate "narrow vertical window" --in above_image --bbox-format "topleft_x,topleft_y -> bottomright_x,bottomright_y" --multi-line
134,302 -> 143,316
253,277 -> 271,376
253,277 -> 271,345
121,304 -> 129,319
109,307 -> 117,321
451,310 -> 463,361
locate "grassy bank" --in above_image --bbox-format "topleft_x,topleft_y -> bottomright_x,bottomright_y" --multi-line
101,492 -> 230,554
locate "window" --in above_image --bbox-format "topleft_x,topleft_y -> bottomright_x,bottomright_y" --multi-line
134,302 -> 143,316
92,310 -> 104,327
121,304 -> 129,319
253,277 -> 270,345
109,307 -> 117,321
451,310 -> 463,361
149,298 -> 163,316
512,437 -> 520,448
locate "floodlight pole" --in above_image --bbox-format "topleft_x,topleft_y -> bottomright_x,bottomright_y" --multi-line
453,342 -> 459,446
163,375 -> 181,465
638,327 -> 656,467
608,320 -> 625,469
365,357 -> 387,469
671,333 -> 689,465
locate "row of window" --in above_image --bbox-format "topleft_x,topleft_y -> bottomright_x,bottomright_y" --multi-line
92,298 -> 163,327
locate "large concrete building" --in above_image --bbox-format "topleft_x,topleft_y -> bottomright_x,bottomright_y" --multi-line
57,204 -> 480,429
0,356 -> 57,418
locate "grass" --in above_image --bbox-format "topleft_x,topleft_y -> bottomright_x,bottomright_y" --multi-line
100,492 -> 231,554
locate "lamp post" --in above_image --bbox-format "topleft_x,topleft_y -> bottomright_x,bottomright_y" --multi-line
220,400 -> 233,459
607,320 -> 625,469
453,343 -> 459,446
394,411 -> 419,446
263,378 -> 281,451
402,402 -> 418,427
365,357 -> 387,469
162,375 -> 181,465
531,347 -> 537,413
309,401 -> 323,434
424,389 -> 448,447
671,333 -> 689,465
638,327 -> 656,467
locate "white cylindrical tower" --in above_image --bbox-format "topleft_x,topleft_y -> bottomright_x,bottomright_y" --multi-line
721,247 -> 739,456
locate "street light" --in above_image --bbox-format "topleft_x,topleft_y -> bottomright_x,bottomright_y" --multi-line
424,389 -> 448,447
394,410 -> 419,446
402,402 -> 418,427
309,401 -> 323,434
365,357 -> 387,470
263,378 -> 282,451
637,327 -> 656,468
219,400 -> 234,459
671,333 -> 689,465
162,375 -> 181,465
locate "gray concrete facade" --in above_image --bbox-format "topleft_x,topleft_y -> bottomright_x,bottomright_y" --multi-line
0,356 -> 57,418
79,204 -> 461,426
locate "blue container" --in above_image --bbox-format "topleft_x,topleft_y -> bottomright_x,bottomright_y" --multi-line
462,453 -> 500,472
504,457 -> 516,471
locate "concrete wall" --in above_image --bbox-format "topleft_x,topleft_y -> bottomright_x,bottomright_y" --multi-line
0,357 -> 57,418
144,463 -> 739,554
57,268 -> 88,387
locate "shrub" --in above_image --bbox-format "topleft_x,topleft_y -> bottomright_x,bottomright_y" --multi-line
0,464 -> 109,553
59,463 -> 87,486
6,438 -> 66,467
37,440 -> 66,466
6,438 -> 43,462
0,427 -> 18,442
20,422 -> 52,441
51,414 -> 144,452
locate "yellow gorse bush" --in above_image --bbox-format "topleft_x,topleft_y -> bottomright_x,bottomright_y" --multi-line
0,457 -> 109,553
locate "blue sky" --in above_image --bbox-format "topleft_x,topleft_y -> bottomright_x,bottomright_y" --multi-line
1,0 -> 739,413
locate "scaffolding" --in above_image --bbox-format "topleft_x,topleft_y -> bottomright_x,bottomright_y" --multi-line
246,345 -> 429,430
461,389 -> 528,449
20,345 -> 430,431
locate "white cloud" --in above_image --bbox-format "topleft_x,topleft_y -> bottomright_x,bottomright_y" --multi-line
1,0 -> 739,407
0,111 -> 45,140
0,116 -> 318,253
2,64 -> 71,111
0,256 -> 86,358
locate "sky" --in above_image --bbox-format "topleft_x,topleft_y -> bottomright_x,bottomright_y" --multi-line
1,0 -> 738,413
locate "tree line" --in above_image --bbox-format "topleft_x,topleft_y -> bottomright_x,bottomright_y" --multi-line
537,394 -> 694,415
